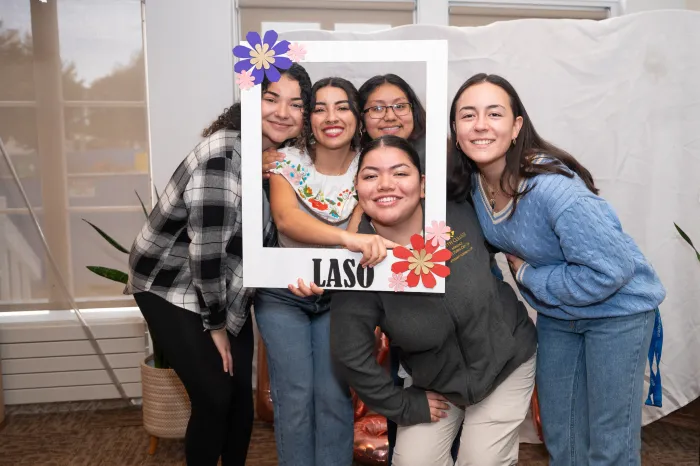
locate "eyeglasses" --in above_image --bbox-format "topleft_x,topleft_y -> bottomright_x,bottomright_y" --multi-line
362,103 -> 413,120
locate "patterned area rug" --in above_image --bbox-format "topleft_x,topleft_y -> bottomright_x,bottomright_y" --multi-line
0,400 -> 697,465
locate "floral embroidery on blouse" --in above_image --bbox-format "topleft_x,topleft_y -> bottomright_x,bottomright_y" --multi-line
271,147 -> 359,224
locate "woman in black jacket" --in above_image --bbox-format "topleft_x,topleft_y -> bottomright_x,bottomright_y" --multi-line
329,135 -> 537,466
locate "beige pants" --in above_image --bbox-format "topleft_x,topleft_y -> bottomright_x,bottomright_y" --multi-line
392,354 -> 536,466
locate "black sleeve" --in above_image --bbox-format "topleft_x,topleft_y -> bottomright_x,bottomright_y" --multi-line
262,178 -> 271,201
330,291 -> 432,426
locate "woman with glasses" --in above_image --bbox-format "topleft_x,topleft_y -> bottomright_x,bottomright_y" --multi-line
358,74 -> 427,171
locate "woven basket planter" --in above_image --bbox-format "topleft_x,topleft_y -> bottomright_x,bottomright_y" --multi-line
140,356 -> 191,439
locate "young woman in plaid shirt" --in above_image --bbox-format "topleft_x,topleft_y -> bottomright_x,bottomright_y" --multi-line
126,64 -> 312,466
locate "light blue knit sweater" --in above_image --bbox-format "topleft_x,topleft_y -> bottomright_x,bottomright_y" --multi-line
471,170 -> 666,320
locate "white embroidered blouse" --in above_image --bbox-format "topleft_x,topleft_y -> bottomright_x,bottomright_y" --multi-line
270,146 -> 359,248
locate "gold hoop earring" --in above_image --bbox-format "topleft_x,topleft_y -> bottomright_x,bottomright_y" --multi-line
512,138 -> 517,146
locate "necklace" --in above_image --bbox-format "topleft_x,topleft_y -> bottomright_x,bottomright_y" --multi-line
480,173 -> 500,209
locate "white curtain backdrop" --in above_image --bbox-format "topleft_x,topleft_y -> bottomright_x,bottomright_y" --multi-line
280,10 -> 700,438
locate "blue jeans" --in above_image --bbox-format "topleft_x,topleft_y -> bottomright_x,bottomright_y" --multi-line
254,288 -> 354,466
536,310 -> 655,466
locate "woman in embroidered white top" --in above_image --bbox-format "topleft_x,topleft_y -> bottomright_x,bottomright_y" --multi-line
254,77 -> 393,466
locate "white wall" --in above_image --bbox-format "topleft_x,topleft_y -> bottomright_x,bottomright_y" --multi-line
416,0 -> 448,24
144,0 -> 236,195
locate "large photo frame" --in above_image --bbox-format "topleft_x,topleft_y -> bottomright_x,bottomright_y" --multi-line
241,40 -> 448,292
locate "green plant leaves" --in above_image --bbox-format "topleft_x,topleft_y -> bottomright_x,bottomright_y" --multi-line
135,190 -> 149,219
82,219 -> 129,254
85,186 -> 167,369
674,223 -> 700,263
86,266 -> 128,284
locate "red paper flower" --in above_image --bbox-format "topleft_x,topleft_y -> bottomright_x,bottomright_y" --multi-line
391,234 -> 452,288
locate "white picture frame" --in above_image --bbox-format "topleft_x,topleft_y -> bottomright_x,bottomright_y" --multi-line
241,40 -> 448,292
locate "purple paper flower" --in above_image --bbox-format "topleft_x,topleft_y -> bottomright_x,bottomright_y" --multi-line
233,30 -> 292,85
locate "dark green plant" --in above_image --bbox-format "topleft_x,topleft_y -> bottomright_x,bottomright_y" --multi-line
674,223 -> 700,263
84,190 -> 169,369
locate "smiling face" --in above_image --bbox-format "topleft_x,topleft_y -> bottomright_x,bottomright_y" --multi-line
453,82 -> 523,169
362,83 -> 415,140
261,75 -> 304,146
310,85 -> 358,150
356,145 -> 424,228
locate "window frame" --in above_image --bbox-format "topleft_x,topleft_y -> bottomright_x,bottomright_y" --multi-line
447,0 -> 622,18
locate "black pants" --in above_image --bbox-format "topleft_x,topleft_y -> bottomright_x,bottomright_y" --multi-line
134,292 -> 254,466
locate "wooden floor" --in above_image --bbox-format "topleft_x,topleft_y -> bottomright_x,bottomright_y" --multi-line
0,399 -> 697,465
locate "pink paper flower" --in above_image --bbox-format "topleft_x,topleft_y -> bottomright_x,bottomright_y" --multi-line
236,70 -> 255,90
287,42 -> 307,62
426,220 -> 452,247
388,272 -> 408,292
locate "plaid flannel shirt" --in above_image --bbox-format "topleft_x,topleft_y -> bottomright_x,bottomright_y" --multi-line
125,130 -> 276,335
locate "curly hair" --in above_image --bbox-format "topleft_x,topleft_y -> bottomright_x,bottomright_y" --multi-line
201,103 -> 241,137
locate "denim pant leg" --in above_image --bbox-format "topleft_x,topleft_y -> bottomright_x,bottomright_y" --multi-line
254,289 -> 315,466
536,315 -> 590,466
310,308 -> 354,466
583,310 -> 654,466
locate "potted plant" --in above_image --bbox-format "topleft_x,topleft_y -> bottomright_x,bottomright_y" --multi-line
85,191 -> 190,454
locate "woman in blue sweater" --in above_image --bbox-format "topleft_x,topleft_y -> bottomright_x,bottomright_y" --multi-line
448,73 -> 665,466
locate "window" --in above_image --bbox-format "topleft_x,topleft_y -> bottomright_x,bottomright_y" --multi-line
239,0 -> 414,35
0,0 -> 149,311
449,1 -> 613,27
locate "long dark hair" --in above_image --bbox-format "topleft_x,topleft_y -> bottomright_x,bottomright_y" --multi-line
307,77 -> 362,158
447,73 -> 598,209
358,134 -> 423,176
201,63 -> 312,150
358,74 -> 426,147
